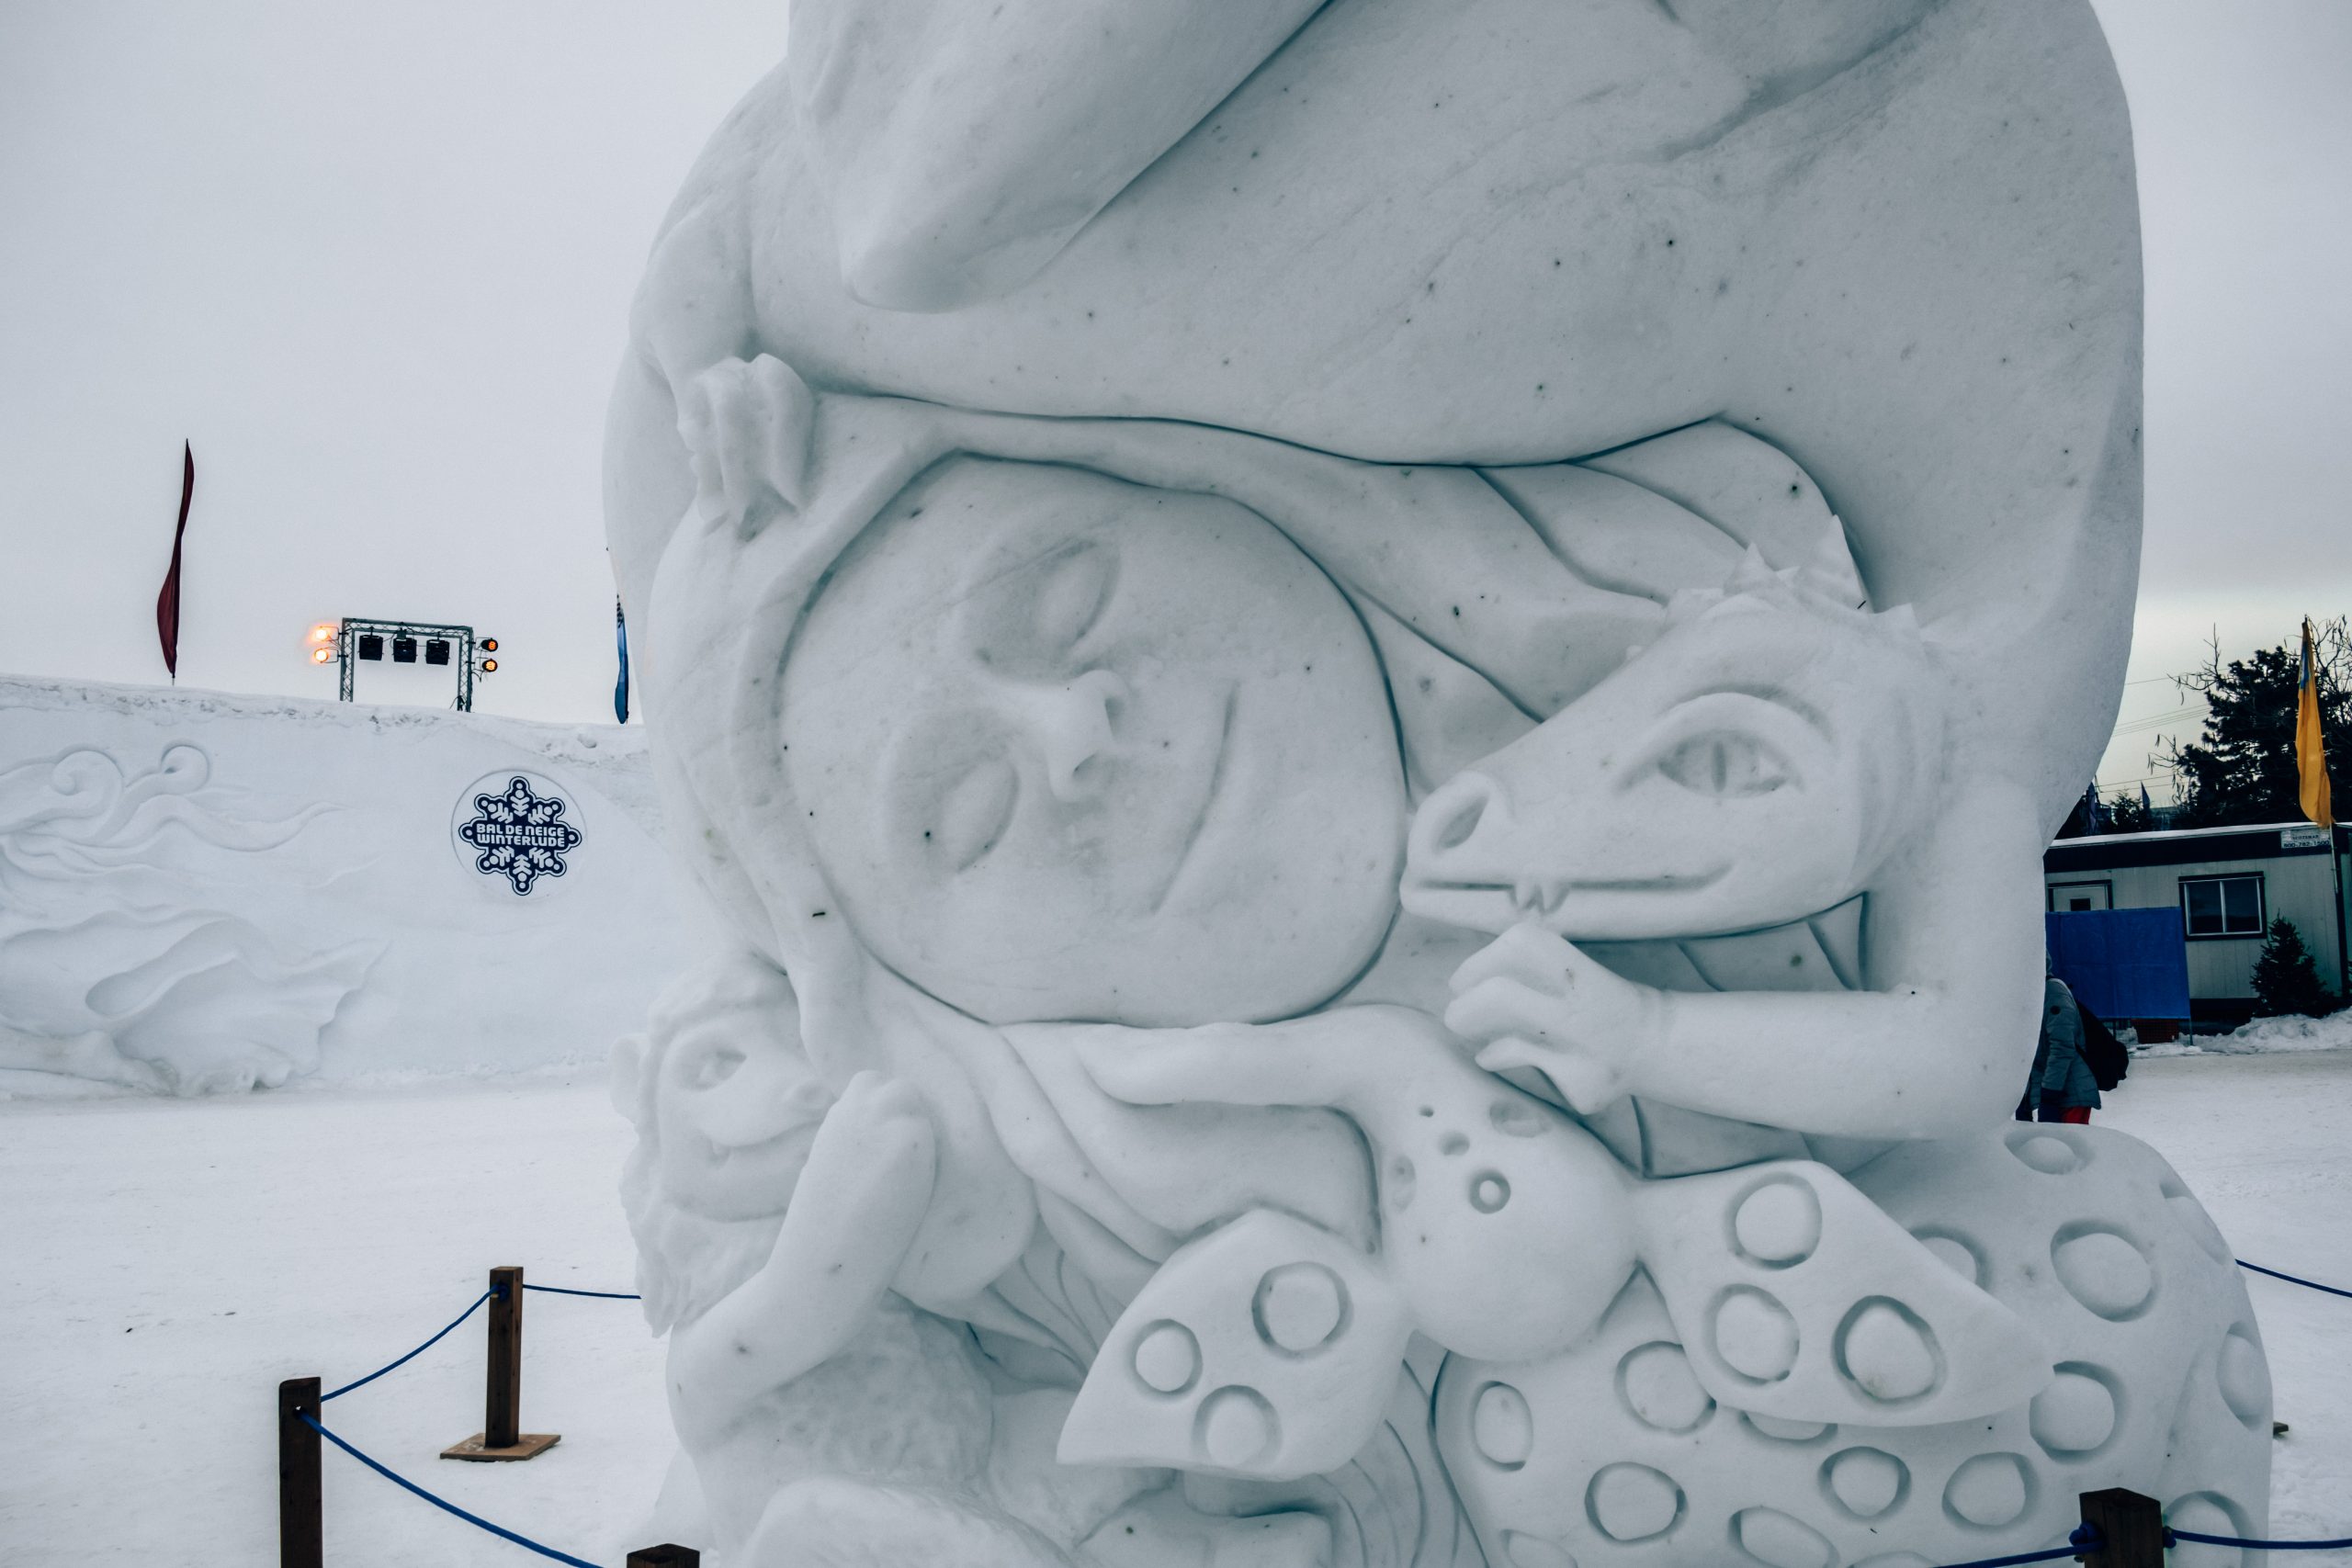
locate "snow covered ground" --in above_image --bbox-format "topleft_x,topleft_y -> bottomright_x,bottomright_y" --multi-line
2,1049 -> 2347,1566
2098,1048 -> 2352,1562
0,1066 -> 672,1567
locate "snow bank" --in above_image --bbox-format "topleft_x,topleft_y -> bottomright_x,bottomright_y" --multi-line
2205,1009 -> 2352,1055
2125,1009 -> 2352,1059
0,674 -> 695,1095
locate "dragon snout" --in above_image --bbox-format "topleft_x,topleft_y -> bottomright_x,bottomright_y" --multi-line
1403,771 -> 1578,932
1423,772 -> 1496,854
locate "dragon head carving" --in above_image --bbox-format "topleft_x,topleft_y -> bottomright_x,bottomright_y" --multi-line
1401,538 -> 1942,942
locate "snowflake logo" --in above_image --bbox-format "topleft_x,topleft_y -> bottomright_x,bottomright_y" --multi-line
457,776 -> 583,895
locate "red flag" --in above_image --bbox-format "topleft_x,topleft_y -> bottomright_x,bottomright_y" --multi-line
155,442 -> 195,677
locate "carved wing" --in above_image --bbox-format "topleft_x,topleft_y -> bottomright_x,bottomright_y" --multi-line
1633,1160 -> 2052,1427
1057,1209 -> 1412,1482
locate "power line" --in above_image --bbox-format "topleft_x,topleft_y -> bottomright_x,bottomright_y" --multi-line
2108,704 -> 2207,739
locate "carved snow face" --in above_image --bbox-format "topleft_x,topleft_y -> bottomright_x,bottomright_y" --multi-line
1402,592 -> 1930,940
647,1000 -> 833,1223
781,457 -> 1405,1026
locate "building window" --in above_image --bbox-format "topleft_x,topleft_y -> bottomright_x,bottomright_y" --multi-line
2049,881 -> 2112,912
2180,874 -> 2264,938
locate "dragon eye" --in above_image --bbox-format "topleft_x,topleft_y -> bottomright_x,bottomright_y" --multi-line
1657,732 -> 1789,796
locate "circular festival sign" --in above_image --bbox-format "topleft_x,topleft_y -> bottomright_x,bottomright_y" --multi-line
449,770 -> 587,897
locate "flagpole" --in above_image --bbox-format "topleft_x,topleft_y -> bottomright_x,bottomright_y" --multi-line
2335,827 -> 2348,1005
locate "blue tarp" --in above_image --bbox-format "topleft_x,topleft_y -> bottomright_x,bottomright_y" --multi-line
2045,908 -> 2192,1021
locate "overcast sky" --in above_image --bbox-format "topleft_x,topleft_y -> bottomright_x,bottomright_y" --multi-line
2,3 -> 2347,795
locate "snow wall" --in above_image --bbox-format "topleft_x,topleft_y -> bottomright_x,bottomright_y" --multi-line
0,674 -> 696,1095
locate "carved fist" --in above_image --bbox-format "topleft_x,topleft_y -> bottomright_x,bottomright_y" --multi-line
1444,922 -> 1660,1114
674,354 -> 814,530
824,1070 -> 933,1154
786,1069 -> 938,1241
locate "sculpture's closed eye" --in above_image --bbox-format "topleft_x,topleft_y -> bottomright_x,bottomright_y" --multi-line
935,754 -> 1020,871
678,1043 -> 745,1090
967,540 -> 1120,678
1029,543 -> 1115,655
1656,732 -> 1789,797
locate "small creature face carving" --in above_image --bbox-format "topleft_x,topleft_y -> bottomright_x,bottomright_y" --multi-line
648,1000 -> 834,1223
1405,588 -> 1934,940
782,457 -> 1404,1026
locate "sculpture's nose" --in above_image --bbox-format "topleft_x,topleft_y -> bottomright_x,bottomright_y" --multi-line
1412,771 -> 1500,868
1031,669 -> 1128,802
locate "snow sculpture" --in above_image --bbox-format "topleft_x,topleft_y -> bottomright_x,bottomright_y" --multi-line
0,744 -> 373,1094
605,3 -> 2269,1564
1438,1125 -> 2273,1568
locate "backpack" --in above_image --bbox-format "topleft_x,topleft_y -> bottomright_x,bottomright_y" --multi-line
2079,1002 -> 2130,1092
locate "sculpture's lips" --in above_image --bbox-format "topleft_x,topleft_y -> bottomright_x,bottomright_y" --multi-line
699,1121 -> 820,1168
1403,867 -> 1731,921
1148,685 -> 1238,914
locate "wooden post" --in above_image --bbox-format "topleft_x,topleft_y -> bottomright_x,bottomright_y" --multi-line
626,1548 -> 701,1568
441,1267 -> 560,1461
2078,1488 -> 2165,1568
278,1377 -> 322,1568
486,1266 -> 523,1448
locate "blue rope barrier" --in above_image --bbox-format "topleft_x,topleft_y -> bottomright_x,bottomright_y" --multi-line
1928,1525 -> 2097,1568
2239,1259 -> 2352,1300
300,1412 -> 605,1568
2171,1526 -> 2352,1551
322,1290 -> 496,1402
310,1270 -> 2352,1568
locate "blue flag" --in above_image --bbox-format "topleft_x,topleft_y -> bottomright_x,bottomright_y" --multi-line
614,597 -> 630,725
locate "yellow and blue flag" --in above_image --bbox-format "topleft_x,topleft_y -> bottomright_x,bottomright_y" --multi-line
2298,617 -> 2332,829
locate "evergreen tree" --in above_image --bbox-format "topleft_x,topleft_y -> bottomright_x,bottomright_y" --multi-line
2053,786 -> 2155,838
2162,617 -> 2349,829
2250,917 -> 2337,1018
2101,788 -> 2154,834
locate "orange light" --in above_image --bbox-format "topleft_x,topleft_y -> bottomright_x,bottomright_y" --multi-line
310,648 -> 334,665
308,622 -> 336,644
481,638 -> 498,653
481,659 -> 498,673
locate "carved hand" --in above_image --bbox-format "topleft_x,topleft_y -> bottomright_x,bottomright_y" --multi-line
1072,1004 -> 1458,1113
795,1070 -> 937,1225
674,354 -> 813,530
1444,922 -> 1661,1114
